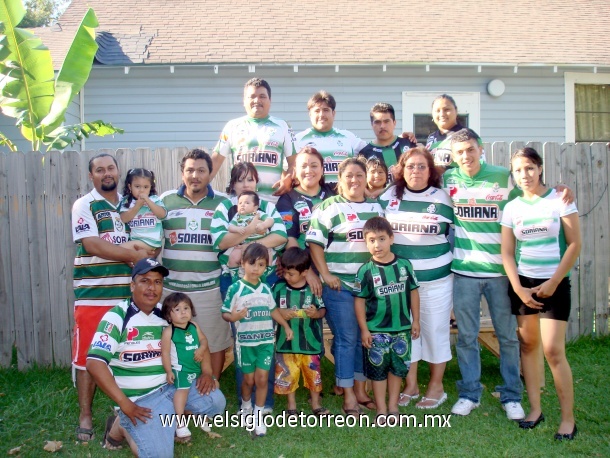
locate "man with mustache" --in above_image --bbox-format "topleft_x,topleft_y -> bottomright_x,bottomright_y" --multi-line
358,103 -> 416,188
71,153 -> 152,441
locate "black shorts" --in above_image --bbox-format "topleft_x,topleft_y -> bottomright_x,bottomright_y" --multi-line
508,275 -> 571,321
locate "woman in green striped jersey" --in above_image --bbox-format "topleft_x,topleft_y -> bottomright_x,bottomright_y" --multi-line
307,158 -> 383,416
501,148 -> 581,440
380,147 -> 454,410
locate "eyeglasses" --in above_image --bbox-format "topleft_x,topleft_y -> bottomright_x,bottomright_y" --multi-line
405,164 -> 428,171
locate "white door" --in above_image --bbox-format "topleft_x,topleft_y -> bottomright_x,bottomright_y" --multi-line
402,92 -> 481,142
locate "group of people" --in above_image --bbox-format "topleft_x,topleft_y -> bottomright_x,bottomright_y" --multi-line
71,78 -> 581,457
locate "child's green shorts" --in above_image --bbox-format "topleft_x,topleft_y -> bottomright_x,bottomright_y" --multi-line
236,343 -> 274,374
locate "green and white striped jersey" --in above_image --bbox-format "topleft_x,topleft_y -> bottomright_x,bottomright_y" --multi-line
161,185 -> 228,292
501,189 -> 577,279
443,163 -> 519,277
273,281 -> 325,354
72,189 -> 131,306
214,115 -> 296,204
306,196 -> 383,291
295,127 -> 366,187
222,279 -> 276,347
380,185 -> 454,282
353,256 -> 419,333
87,299 -> 167,400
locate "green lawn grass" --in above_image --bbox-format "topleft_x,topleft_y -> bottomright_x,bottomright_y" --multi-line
1,336 -> 609,457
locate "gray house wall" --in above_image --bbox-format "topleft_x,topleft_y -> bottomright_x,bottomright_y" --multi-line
2,65 -> 608,152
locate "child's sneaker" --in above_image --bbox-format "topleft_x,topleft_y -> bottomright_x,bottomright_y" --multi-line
176,426 -> 191,439
199,418 -> 212,433
253,411 -> 267,437
451,398 -> 480,416
253,423 -> 267,437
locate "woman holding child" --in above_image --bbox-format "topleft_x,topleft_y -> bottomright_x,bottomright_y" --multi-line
501,148 -> 580,439
379,146 -> 454,409
306,157 -> 383,416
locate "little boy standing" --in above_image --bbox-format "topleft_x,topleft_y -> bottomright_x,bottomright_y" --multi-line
354,217 -> 420,425
273,248 -> 329,416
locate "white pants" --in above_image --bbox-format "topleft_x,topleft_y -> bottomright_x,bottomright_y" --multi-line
411,274 -> 453,364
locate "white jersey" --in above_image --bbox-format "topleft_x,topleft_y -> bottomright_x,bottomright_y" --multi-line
120,195 -> 165,248
295,127 -> 367,187
501,189 -> 577,278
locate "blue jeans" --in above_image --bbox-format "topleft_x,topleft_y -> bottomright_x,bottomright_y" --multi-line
221,272 -> 275,409
453,274 -> 523,404
322,285 -> 366,388
118,383 -> 226,458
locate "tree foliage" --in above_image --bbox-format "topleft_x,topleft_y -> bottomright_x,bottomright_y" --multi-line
0,0 -> 122,151
20,0 -> 57,28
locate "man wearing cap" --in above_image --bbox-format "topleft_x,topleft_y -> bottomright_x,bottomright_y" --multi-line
72,153 -> 153,441
87,258 -> 226,457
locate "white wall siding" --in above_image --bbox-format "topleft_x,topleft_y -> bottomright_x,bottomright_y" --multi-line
19,65 -> 610,151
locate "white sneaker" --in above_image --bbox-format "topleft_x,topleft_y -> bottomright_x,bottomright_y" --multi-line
253,413 -> 267,437
503,402 -> 525,420
261,406 -> 273,416
199,418 -> 212,433
239,403 -> 253,428
451,398 -> 480,416
176,426 -> 191,438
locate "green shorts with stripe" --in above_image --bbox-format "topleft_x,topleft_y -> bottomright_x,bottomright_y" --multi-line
173,368 -> 200,389
363,332 -> 411,381
236,343 -> 274,374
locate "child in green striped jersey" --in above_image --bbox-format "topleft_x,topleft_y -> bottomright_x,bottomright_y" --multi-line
361,157 -> 389,199
354,217 -> 420,425
222,243 -> 293,436
274,248 -> 328,416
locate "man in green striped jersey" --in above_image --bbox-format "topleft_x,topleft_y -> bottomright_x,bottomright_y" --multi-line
354,217 -> 420,421
161,149 -> 232,382
87,258 -> 225,456
72,153 -> 153,442
443,129 -> 524,420
211,78 -> 297,204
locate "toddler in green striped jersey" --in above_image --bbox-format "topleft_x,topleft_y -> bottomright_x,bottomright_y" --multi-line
354,217 -> 420,425
222,243 -> 293,436
161,293 -> 213,439
362,157 -> 389,199
274,247 -> 329,417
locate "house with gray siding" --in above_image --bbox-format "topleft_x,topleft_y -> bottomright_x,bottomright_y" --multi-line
1,0 -> 609,152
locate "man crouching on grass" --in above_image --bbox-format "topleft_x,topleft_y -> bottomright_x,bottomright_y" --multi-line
86,258 -> 226,458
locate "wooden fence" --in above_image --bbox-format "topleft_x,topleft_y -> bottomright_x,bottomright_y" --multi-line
0,142 -> 608,368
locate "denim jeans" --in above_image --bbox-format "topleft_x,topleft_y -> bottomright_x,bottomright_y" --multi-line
453,274 -> 523,404
118,383 -> 226,458
322,285 -> 366,388
221,272 -> 275,409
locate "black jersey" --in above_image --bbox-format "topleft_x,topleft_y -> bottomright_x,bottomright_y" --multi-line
358,136 -> 415,182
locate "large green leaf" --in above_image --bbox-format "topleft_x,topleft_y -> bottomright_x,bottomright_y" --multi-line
0,0 -> 55,144
45,120 -> 124,151
40,8 -> 98,133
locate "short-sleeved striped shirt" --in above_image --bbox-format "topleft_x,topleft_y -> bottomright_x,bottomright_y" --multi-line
273,281 -> 325,354
295,128 -> 367,188
379,185 -> 454,282
222,279 -> 276,346
353,256 -> 419,333
161,185 -> 228,292
214,115 -> 296,204
426,124 -> 486,168
501,189 -> 577,279
305,196 -> 383,290
87,299 -> 167,400
211,197 -> 287,272
443,162 -> 519,277
72,189 -> 131,306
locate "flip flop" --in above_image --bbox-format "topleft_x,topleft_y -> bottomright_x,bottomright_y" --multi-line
75,426 -> 94,442
341,407 -> 362,418
102,415 -> 122,449
285,409 -> 299,417
312,407 -> 330,416
375,414 -> 387,426
357,399 -> 376,411
398,392 -> 420,407
416,393 -> 448,410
